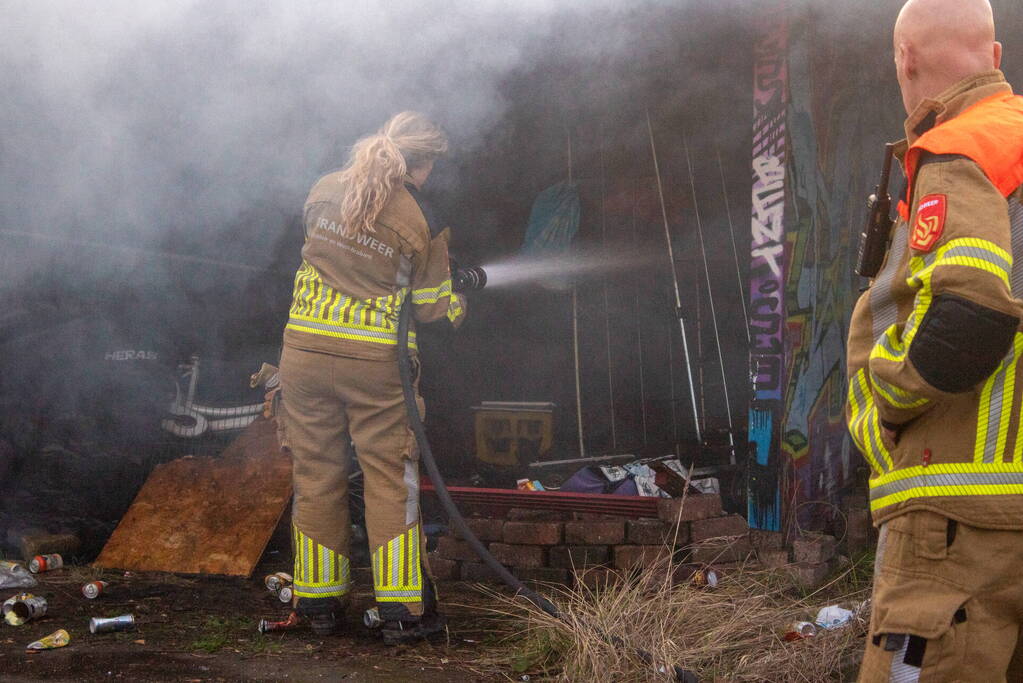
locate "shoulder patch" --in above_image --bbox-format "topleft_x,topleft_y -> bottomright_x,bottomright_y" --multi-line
910,194 -> 947,252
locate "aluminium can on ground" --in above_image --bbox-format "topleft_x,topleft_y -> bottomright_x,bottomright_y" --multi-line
4,594 -> 47,625
29,554 -> 63,574
363,607 -> 382,629
783,621 -> 818,641
277,585 -> 293,604
2,593 -> 34,615
257,611 -> 299,633
82,581 -> 109,599
26,629 -> 71,651
90,615 -> 135,634
264,572 -> 293,593
691,568 -> 719,588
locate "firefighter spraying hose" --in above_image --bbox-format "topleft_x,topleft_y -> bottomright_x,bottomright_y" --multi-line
395,263 -> 697,682
275,109 -> 693,677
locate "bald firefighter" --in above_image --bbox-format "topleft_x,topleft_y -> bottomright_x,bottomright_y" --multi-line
278,112 -> 465,643
847,0 -> 1023,680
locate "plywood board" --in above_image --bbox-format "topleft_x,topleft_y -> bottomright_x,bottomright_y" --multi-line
95,418 -> 291,577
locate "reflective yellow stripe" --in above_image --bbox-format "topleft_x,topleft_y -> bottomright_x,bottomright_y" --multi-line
870,371 -> 930,410
293,264 -> 313,316
871,483 -> 1023,512
847,369 -> 892,474
286,315 -> 418,348
977,333 -> 1023,463
446,296 -> 464,323
412,279 -> 453,304
872,238 -> 1012,365
869,462 -> 1023,512
868,411 -> 890,471
292,526 -> 350,598
372,526 -> 423,604
909,237 -> 1012,286
871,287 -> 933,363
859,371 -> 894,471
287,261 -> 418,347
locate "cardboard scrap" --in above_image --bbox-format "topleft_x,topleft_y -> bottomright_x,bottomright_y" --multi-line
94,418 -> 291,577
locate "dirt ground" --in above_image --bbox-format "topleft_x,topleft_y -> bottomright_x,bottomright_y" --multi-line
0,554 -> 520,683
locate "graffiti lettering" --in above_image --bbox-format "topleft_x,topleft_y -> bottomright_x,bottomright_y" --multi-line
748,9 -> 788,531
752,243 -> 784,277
750,129 -> 787,395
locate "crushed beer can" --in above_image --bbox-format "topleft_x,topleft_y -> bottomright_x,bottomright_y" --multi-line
90,614 -> 135,634
264,572 -> 292,593
4,593 -> 47,626
82,581 -> 109,599
26,629 -> 70,651
691,568 -> 719,589
257,611 -> 300,633
783,621 -> 817,641
363,607 -> 382,629
2,592 -> 32,615
29,554 -> 64,574
264,572 -> 294,602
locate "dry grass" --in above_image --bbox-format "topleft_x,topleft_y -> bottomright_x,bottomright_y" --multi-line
481,550 -> 872,682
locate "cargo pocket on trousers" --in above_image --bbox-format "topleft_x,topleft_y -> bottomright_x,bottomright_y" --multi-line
865,513 -> 970,680
912,510 -> 954,560
864,603 -> 970,681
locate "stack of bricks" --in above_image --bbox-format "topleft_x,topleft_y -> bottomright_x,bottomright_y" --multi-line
429,493 -> 784,588
757,531 -> 841,588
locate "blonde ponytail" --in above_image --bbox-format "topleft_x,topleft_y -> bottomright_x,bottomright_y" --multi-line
336,111 -> 448,234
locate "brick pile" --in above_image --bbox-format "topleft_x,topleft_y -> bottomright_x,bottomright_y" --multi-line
428,493 -> 813,588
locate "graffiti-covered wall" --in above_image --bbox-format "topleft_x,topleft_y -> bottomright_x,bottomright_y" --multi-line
779,0 -> 903,528
747,3 -> 789,531
748,0 -> 908,530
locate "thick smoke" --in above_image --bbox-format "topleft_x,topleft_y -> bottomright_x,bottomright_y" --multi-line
0,0 -> 675,284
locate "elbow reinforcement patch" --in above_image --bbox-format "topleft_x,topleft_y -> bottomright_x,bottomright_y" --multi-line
908,293 -> 1019,393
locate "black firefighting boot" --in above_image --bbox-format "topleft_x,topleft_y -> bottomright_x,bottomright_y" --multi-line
296,597 -> 344,636
379,575 -> 446,645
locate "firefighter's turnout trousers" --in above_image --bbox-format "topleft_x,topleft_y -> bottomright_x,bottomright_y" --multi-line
278,345 -> 433,617
859,511 -> 1023,680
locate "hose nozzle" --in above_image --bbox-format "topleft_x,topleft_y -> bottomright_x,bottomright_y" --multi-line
450,261 -> 487,292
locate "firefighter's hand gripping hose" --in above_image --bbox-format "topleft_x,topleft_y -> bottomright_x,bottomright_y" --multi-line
396,297 -> 697,683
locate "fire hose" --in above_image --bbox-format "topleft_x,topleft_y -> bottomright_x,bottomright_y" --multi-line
395,264 -> 697,682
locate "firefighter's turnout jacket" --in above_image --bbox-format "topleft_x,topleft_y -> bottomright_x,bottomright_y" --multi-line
284,173 -> 465,360
278,173 -> 464,616
847,71 -> 1023,529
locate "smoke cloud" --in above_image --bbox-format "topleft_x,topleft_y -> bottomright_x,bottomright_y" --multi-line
0,0 -> 758,464
0,0 -> 675,284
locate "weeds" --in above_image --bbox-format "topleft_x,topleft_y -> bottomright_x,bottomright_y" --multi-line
245,636 -> 285,655
485,549 -> 870,682
190,615 -> 251,654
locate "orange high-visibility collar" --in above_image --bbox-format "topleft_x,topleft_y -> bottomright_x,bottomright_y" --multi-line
898,92 -> 1023,220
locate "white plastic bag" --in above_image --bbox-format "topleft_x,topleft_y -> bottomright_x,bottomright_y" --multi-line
0,561 -> 39,590
815,605 -> 854,629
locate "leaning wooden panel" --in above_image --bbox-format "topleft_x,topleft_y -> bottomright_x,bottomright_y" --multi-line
95,418 -> 291,576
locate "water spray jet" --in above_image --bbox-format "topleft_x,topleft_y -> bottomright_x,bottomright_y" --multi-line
480,248 -> 660,290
